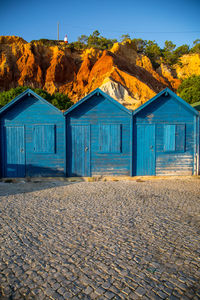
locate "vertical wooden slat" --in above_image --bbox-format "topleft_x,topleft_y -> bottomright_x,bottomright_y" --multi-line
101,124 -> 109,152
136,124 -> 155,175
99,124 -> 121,153
71,125 -> 90,176
176,124 -> 185,152
5,126 -> 25,177
130,113 -> 133,176
85,125 -> 90,176
33,125 -> 55,153
164,125 -> 175,151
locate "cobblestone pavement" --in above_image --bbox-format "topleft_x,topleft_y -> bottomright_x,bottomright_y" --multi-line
0,179 -> 200,299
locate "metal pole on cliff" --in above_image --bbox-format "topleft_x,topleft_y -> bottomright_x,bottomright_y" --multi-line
57,22 -> 59,41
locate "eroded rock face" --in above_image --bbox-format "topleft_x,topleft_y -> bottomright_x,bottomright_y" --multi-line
175,53 -> 200,79
1,36 -> 200,108
44,46 -> 77,94
156,63 -> 181,90
100,80 -> 140,110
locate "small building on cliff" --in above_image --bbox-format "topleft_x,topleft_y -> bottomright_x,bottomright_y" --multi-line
0,89 -> 65,177
133,88 -> 199,176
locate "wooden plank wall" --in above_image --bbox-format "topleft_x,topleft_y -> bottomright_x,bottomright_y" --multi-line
0,120 -> 2,178
198,116 -> 200,175
134,94 -> 196,176
66,94 -> 131,176
1,95 -> 65,177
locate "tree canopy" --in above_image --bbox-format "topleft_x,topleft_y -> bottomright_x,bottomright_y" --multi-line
0,86 -> 73,110
177,75 -> 200,104
120,34 -> 131,42
190,39 -> 200,54
69,30 -> 117,50
144,40 -> 161,68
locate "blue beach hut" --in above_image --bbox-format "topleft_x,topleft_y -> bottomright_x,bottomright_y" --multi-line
64,88 -> 133,177
133,88 -> 199,176
0,89 -> 65,177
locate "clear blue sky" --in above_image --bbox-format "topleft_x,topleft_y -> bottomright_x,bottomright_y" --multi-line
1,0 -> 200,48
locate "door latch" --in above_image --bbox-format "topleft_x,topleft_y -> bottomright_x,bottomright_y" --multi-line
85,146 -> 89,152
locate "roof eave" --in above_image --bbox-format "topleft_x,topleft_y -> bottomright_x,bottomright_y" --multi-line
64,88 -> 132,116
0,89 -> 63,115
133,88 -> 199,116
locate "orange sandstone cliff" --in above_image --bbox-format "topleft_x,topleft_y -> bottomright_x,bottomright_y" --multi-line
1,36 -> 200,109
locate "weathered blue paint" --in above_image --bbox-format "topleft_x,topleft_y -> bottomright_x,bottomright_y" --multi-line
1,87 -> 198,178
135,124 -> 155,175
164,124 -> 176,151
192,104 -> 200,172
99,124 -> 121,153
4,126 -> 25,177
198,116 -> 200,175
65,88 -> 132,176
194,115 -> 200,175
70,125 -> 90,176
130,112 -> 134,176
33,125 -> 56,153
0,89 -> 65,177
133,88 -> 199,176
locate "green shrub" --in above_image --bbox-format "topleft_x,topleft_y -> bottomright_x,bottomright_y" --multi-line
177,75 -> 200,104
190,39 -> 200,54
0,86 -> 73,111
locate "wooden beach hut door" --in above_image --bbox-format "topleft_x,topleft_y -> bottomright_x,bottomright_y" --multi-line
70,125 -> 90,176
4,126 -> 25,177
136,124 -> 155,175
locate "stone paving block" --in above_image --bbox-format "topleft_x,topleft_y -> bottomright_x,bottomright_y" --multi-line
109,285 -> 120,294
104,291 -> 116,299
95,286 -> 106,295
145,290 -> 162,300
135,286 -> 146,297
102,281 -> 112,289
0,180 -> 200,299
126,292 -> 141,299
52,291 -> 65,300
156,290 -> 168,299
63,291 -> 74,298
168,295 -> 180,300
122,286 -> 132,295
11,291 -> 22,300
57,286 -> 67,296
45,287 -> 55,297
84,286 -> 93,295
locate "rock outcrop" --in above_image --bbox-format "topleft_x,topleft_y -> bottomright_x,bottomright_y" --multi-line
100,80 -> 140,110
175,53 -> 200,79
1,36 -> 200,109
156,63 -> 181,90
